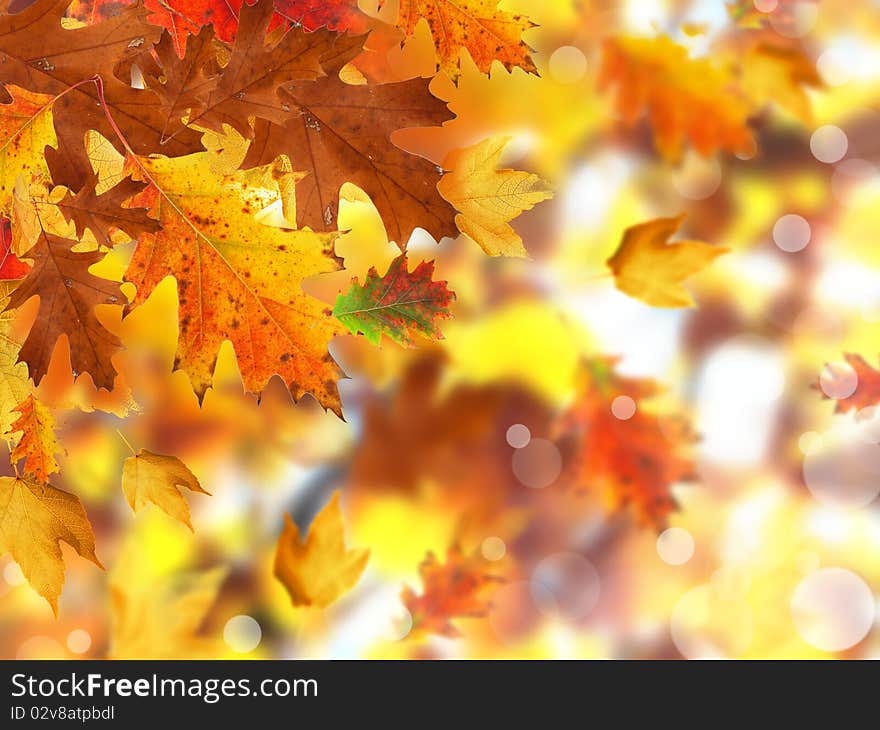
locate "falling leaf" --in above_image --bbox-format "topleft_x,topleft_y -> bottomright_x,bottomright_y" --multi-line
560,358 -> 697,529
111,562 -> 227,658
273,491 -> 369,608
124,145 -> 345,411
9,394 -> 60,482
121,449 -> 210,530
438,136 -> 553,256
606,214 -> 729,308
390,0 -> 537,79
402,546 -> 503,637
333,253 -> 454,346
0,475 -> 101,613
740,43 -> 822,124
818,354 -> 880,413
598,35 -> 755,160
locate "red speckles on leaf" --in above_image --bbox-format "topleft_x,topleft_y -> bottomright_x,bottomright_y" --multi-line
0,218 -> 30,280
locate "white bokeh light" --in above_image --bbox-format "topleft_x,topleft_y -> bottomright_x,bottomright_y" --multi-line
773,214 -> 811,252
512,438 -> 562,488
810,125 -> 848,164
548,46 -> 587,84
66,629 -> 92,655
223,615 -> 262,654
657,528 -> 695,565
531,552 -> 601,622
506,424 -> 531,449
818,360 -> 858,400
611,395 -> 636,420
791,568 -> 875,652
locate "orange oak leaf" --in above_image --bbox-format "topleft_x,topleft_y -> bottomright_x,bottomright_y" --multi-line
559,358 -> 697,529
388,0 -> 537,80
597,35 -> 755,160
818,354 -> 880,414
4,225 -> 123,391
402,546 -> 504,637
9,394 -> 60,482
0,475 -> 101,614
273,491 -> 369,608
125,146 -> 345,410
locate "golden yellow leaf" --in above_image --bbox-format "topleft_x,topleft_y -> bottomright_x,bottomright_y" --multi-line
0,281 -> 31,435
111,565 -> 227,658
9,393 -> 60,482
274,491 -> 369,608
0,475 -> 100,613
438,137 -> 553,257
740,43 -> 823,124
0,85 -> 56,217
606,214 -> 729,308
121,449 -> 210,530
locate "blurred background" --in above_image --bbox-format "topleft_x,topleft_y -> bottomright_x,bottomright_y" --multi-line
3,0 -> 880,659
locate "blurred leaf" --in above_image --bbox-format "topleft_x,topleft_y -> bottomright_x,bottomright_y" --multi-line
274,492 -> 369,609
607,214 -> 729,308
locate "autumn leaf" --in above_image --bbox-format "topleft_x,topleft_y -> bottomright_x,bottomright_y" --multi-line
275,0 -> 372,33
0,282 -> 30,435
240,50 -> 456,242
9,394 -> 60,482
4,217 -> 123,390
121,449 -> 210,530
124,145 -> 345,410
0,0 -> 202,188
57,173 -> 159,248
0,85 -> 56,217
606,214 -> 729,308
740,43 -> 822,124
402,546 -> 503,637
560,358 -> 697,529
273,491 -> 369,608
598,35 -> 755,160
0,475 -> 101,613
438,136 -> 553,257
5,193 -> 124,389
111,563 -> 227,658
333,254 -> 454,346
818,354 -> 880,414
0,217 -> 29,279
390,0 -> 537,80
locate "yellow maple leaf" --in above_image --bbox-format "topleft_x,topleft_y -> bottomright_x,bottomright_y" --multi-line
121,449 -> 210,530
9,393 -> 60,482
111,565 -> 227,658
438,137 -> 553,257
606,214 -> 729,308
0,475 -> 101,613
274,491 -> 369,608
740,43 -> 823,124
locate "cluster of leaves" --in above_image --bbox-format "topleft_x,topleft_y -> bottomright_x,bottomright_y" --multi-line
0,0 -> 838,649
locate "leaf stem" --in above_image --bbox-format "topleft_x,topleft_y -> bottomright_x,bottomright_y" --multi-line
115,428 -> 137,456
